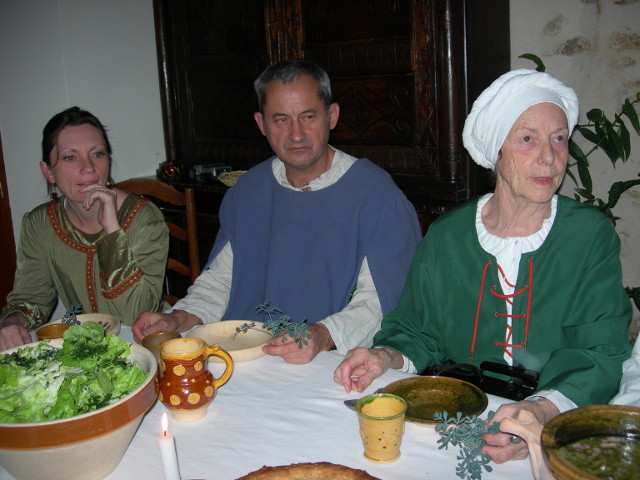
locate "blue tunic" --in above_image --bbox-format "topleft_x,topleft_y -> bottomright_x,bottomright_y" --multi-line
207,157 -> 422,324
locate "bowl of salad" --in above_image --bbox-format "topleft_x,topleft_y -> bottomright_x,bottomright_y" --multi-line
0,322 -> 157,480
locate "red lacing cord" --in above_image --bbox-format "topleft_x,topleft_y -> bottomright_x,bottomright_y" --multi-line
472,259 -> 535,360
490,285 -> 528,299
470,261 -> 492,364
496,264 -> 515,288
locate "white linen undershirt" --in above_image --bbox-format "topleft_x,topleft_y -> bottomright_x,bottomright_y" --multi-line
400,193 -> 576,413
169,147 -> 383,354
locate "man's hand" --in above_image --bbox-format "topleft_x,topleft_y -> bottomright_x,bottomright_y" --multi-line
132,310 -> 202,343
262,323 -> 334,364
0,313 -> 32,351
482,398 -> 560,464
333,347 -> 404,393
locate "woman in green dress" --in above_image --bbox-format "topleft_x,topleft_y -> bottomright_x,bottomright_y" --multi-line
334,69 -> 632,463
0,107 -> 168,350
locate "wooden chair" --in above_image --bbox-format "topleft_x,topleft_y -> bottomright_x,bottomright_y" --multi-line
114,178 -> 200,305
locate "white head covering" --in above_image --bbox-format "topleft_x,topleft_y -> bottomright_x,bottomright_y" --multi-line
462,69 -> 579,170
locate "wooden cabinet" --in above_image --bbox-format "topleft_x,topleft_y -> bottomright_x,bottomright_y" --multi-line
153,0 -> 510,230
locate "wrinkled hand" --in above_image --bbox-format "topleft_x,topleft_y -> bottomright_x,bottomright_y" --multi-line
333,347 -> 402,393
132,310 -> 202,343
79,184 -> 120,234
262,323 -> 334,365
482,398 -> 560,464
0,314 -> 32,351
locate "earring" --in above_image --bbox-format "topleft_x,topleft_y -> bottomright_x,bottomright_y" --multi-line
49,183 -> 59,201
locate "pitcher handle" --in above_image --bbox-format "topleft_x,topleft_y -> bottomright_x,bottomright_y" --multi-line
205,344 -> 234,389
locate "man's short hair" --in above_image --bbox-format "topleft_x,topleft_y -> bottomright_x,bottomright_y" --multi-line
254,59 -> 332,112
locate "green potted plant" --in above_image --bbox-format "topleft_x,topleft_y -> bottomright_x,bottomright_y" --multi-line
521,54 -> 640,316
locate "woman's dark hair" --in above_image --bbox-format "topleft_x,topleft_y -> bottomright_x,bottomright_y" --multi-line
41,106 -> 112,166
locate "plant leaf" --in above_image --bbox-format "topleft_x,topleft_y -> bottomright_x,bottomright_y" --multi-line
586,108 -> 605,123
569,140 -> 593,194
518,53 -> 545,72
607,179 -> 640,209
575,125 -> 602,145
595,123 -> 622,164
621,98 -> 640,135
605,121 -> 626,163
617,119 -> 631,160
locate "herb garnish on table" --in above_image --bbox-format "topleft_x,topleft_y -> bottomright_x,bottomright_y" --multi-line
434,410 -> 500,480
231,301 -> 312,349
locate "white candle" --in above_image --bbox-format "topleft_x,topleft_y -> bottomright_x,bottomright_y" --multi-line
158,412 -> 181,480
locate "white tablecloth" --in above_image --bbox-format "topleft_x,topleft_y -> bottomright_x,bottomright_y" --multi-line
1,326 -> 536,480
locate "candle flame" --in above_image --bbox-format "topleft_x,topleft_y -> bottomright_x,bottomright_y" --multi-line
161,411 -> 168,435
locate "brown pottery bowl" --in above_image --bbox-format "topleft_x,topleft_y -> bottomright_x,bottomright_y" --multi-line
0,339 -> 157,480
541,404 -> 640,480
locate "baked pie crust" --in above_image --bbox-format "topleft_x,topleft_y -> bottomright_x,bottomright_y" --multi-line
235,462 -> 380,479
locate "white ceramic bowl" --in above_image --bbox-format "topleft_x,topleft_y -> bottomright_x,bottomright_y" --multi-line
186,320 -> 272,363
0,339 -> 157,480
45,313 -> 121,336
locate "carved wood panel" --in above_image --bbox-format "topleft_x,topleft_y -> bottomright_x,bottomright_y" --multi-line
153,0 -> 510,219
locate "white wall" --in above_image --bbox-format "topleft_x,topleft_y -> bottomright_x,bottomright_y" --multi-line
510,0 -> 640,333
0,0 -> 165,248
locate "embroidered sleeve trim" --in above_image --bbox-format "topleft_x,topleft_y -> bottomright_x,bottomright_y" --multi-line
121,198 -> 150,232
102,268 -> 144,299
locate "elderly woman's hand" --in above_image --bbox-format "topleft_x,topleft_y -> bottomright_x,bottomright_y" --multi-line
333,347 -> 403,393
481,398 -> 560,463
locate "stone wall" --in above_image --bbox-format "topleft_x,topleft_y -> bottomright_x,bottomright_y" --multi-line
510,0 -> 640,343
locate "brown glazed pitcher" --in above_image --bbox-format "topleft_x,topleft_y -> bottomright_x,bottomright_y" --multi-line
159,337 -> 234,422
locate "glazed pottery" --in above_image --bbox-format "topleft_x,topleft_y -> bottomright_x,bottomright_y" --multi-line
382,376 -> 487,423
142,331 -> 182,377
355,393 -> 407,463
186,320 -> 272,363
502,405 -> 640,480
159,337 -> 234,422
35,323 -> 70,340
0,339 -> 157,480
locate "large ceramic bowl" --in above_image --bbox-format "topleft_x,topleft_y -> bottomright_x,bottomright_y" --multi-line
541,404 -> 640,480
186,320 -> 272,363
0,339 -> 157,480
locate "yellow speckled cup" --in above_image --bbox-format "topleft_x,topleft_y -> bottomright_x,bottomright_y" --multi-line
355,393 -> 407,463
158,337 -> 233,422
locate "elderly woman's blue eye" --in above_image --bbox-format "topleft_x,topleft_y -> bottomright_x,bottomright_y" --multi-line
522,135 -> 532,142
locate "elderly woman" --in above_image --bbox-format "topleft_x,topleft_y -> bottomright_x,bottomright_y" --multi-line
0,107 -> 169,351
334,69 -> 632,463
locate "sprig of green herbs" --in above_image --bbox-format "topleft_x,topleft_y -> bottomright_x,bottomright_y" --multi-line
433,410 -> 500,480
62,304 -> 83,325
256,300 -> 311,349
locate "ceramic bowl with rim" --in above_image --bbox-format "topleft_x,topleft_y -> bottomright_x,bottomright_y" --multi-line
186,320 -> 272,363
0,338 -> 157,480
382,376 -> 488,424
44,313 -> 121,336
541,404 -> 640,480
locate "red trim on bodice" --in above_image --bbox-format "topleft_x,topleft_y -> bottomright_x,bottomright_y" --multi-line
470,259 -> 534,363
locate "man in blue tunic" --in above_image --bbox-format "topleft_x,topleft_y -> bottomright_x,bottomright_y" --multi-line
133,59 -> 422,364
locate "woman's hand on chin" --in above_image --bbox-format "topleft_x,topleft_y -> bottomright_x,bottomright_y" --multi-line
79,184 -> 121,234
